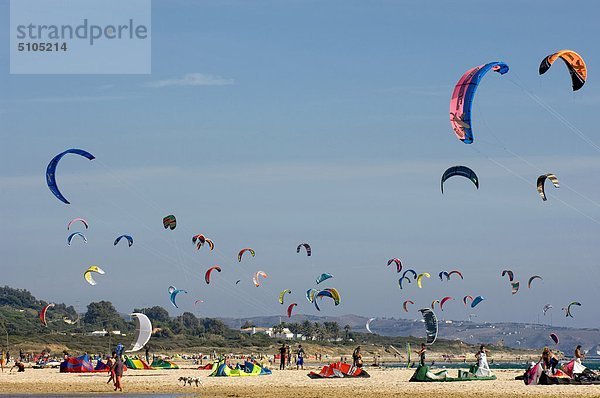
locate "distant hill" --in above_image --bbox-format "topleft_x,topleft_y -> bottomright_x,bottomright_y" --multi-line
220,313 -> 600,353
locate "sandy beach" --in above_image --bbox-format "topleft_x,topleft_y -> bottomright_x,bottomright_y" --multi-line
1,364 -> 599,397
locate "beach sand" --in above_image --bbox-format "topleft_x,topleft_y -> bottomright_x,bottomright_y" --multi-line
1,364 -> 600,397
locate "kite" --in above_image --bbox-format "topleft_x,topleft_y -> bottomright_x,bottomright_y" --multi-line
126,313 -> 152,352
416,273 -> 430,288
511,282 -> 520,295
306,288 -> 318,303
564,302 -> 581,318
398,276 -> 412,289
39,303 -> 55,327
448,270 -> 463,280
463,295 -> 474,306
170,289 -> 187,308
440,296 -> 453,311
46,149 -> 95,204
388,258 -> 402,273
537,174 -> 559,201
419,308 -> 438,345
83,265 -> 105,286
549,333 -> 560,345
279,289 -> 292,305
501,270 -> 514,282
438,271 -> 449,281
539,50 -> 587,91
402,269 -> 417,280
67,218 -> 88,230
67,232 -> 87,246
193,234 -> 214,251
238,248 -> 255,262
528,275 -> 543,289
471,296 -> 485,308
194,300 -> 204,305
163,215 -> 176,230
297,243 -> 311,256
366,318 -> 376,334
205,266 -> 221,284
168,285 -> 176,294
253,271 -> 268,287
543,304 -> 553,315
316,273 -> 333,285
431,299 -> 440,310
403,300 -> 414,312
114,235 -> 133,247
441,166 -> 479,193
235,280 -> 241,285
449,62 -> 509,143
313,289 -> 341,311
287,303 -> 297,318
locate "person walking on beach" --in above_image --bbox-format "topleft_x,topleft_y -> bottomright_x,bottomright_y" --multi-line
286,345 -> 291,367
575,345 -> 585,364
107,352 -> 116,385
0,350 -> 4,372
296,344 -> 305,370
352,346 -> 363,368
415,344 -> 427,367
278,343 -> 286,370
113,355 -> 124,392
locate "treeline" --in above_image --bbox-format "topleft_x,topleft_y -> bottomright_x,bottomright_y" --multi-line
241,319 -> 354,341
0,286 -> 229,340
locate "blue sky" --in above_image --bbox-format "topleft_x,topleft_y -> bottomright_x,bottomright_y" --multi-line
1,0 -> 600,329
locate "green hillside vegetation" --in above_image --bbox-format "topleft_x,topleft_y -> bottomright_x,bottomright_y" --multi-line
0,286 -> 528,359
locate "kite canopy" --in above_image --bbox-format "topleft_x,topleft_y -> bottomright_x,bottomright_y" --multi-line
511,282 -> 520,295
441,166 -> 479,193
316,273 -> 333,285
543,304 -> 553,315
528,275 -> 543,288
537,174 -> 559,201
278,289 -> 291,305
67,232 -> 87,246
114,235 -> 133,247
417,273 -> 430,288
463,295 -> 474,306
67,218 -> 88,230
126,313 -> 152,352
403,300 -> 414,312
565,302 -> 581,318
253,271 -> 268,287
297,243 -> 311,256
449,62 -> 509,144
169,289 -> 187,308
501,270 -> 514,282
46,149 -> 95,204
366,317 -> 376,334
539,50 -> 587,91
39,303 -> 55,327
402,269 -> 417,280
398,276 -> 412,289
549,333 -> 559,345
471,296 -> 485,308
286,303 -> 297,318
238,248 -> 255,262
306,288 -> 318,303
419,308 -> 438,345
440,296 -> 453,311
83,266 -> 105,286
205,266 -> 222,284
388,258 -> 402,273
448,270 -> 463,280
163,215 -> 176,230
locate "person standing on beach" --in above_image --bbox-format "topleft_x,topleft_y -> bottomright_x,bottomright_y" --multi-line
475,345 -> 492,377
113,355 -> 124,392
352,346 -> 363,368
286,345 -> 291,367
0,350 -> 4,372
415,344 -> 427,367
278,343 -> 286,370
296,345 -> 305,370
107,352 -> 116,385
575,345 -> 585,364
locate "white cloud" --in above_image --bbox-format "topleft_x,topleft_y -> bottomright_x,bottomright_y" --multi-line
145,73 -> 234,88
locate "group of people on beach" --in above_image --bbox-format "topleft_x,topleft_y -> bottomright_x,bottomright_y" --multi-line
105,352 -> 124,392
278,343 -> 305,370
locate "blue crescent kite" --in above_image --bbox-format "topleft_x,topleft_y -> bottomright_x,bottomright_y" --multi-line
46,149 -> 95,204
